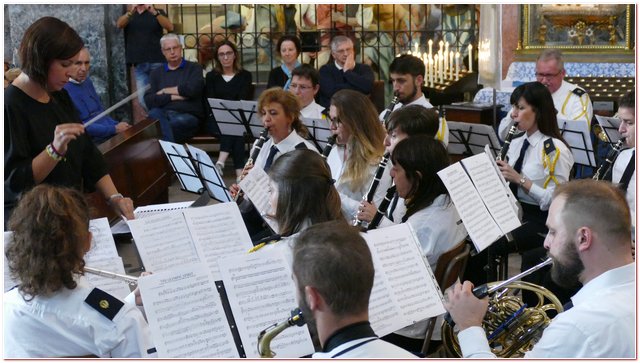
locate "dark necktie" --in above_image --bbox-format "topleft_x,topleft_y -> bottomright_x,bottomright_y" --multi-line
387,192 -> 399,222
510,139 -> 530,197
264,145 -> 279,172
619,150 -> 635,193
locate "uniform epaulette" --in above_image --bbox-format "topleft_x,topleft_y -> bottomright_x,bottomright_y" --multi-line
572,88 -> 586,97
84,288 -> 124,321
543,138 -> 556,156
295,142 -> 308,150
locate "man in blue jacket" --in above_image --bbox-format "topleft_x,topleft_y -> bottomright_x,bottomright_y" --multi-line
64,47 -> 131,144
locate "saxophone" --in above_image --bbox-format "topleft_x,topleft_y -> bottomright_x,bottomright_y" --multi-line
593,138 -> 625,180
353,152 -> 391,229
366,184 -> 396,230
321,135 -> 337,160
257,308 -> 306,358
496,123 -> 519,162
381,92 -> 400,125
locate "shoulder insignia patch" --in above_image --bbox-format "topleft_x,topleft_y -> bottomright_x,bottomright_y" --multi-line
543,138 -> 556,156
572,88 -> 586,97
295,142 -> 308,150
85,288 -> 124,321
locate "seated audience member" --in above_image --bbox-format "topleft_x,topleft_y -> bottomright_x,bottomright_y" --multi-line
293,221 -> 416,358
446,179 -> 635,358
64,47 -> 131,144
317,35 -> 374,108
611,91 -> 635,236
382,54 -> 448,145
144,33 -> 204,143
290,64 -> 325,119
267,34 -> 302,90
5,67 -> 21,88
4,185 -> 154,358
326,89 -> 391,220
265,149 -> 343,237
357,105 -> 440,227
205,40 -> 252,180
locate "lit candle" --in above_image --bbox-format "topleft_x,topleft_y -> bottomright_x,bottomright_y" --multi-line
414,42 -> 419,55
428,39 -> 433,59
449,51 -> 454,79
468,44 -> 473,73
434,54 -> 439,84
428,57 -> 434,87
423,55 -> 428,86
439,40 -> 444,54
455,51 -> 460,80
444,42 -> 450,73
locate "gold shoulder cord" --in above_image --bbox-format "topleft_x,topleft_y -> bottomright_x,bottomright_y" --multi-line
436,115 -> 447,142
561,91 -> 591,126
542,143 -> 560,188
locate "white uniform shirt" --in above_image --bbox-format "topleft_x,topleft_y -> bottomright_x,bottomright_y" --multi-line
458,263 -> 636,358
506,131 -> 574,211
301,101 -> 325,119
312,337 -> 416,358
612,147 -> 636,232
376,193 -> 407,228
326,144 -> 393,220
3,277 -> 154,358
379,94 -> 449,146
252,129 -> 317,170
498,80 -> 593,140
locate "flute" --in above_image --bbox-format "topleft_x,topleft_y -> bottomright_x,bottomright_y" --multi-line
83,85 -> 151,128
84,266 -> 139,285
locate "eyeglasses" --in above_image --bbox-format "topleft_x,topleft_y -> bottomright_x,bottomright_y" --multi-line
289,83 -> 313,91
162,45 -> 181,52
535,70 -> 562,80
218,51 -> 235,59
329,116 -> 342,126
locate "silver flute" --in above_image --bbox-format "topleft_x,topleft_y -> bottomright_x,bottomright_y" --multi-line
85,266 -> 139,285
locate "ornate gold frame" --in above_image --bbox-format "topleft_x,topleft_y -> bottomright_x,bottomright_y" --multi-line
520,4 -> 633,52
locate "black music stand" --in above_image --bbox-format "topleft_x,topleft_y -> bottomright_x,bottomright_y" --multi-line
594,115 -> 623,145
558,119 -> 596,168
447,121 -> 502,157
301,117 -> 332,152
208,98 -> 262,139
158,140 -> 232,204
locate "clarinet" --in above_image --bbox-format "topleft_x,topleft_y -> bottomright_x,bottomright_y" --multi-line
367,184 -> 397,231
321,135 -> 337,160
381,93 -> 400,125
593,138 -> 625,180
353,152 -> 390,228
233,128 -> 270,202
496,123 -> 519,162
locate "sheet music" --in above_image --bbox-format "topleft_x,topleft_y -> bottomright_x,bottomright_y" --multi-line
594,115 -> 622,144
128,212 -> 200,272
301,117 -> 332,149
182,203 -> 253,280
238,166 -> 279,233
4,232 -> 18,292
364,224 -> 446,337
485,146 -> 522,218
186,144 -> 232,203
138,263 -> 239,358
111,201 -> 193,234
218,248 -> 314,358
84,257 -> 132,299
438,162 -> 502,252
461,153 -> 521,234
158,140 -> 203,193
557,118 -> 595,166
85,218 -> 120,262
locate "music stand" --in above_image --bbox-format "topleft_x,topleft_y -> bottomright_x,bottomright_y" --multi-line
186,144 -> 232,203
208,98 -> 262,139
594,115 -> 623,145
301,117 -> 332,152
447,121 -> 502,157
557,119 -> 596,167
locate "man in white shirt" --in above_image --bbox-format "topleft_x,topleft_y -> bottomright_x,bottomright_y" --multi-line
381,54 -> 448,146
289,64 -> 325,119
446,179 -> 635,358
293,221 -> 416,358
611,91 -> 635,239
498,49 -> 593,141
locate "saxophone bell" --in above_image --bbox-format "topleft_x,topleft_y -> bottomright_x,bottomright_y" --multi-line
257,308 -> 306,358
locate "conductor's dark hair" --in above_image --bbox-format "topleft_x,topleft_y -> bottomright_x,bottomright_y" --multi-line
277,34 -> 301,56
6,185 -> 90,301
19,17 -> 84,90
291,64 -> 319,86
619,91 -> 635,110
389,54 -> 425,79
391,135 -> 451,222
386,104 -> 439,138
512,82 -> 568,147
293,221 -> 373,317
268,150 -> 344,236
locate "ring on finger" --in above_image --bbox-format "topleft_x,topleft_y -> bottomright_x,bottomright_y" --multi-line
58,131 -> 65,137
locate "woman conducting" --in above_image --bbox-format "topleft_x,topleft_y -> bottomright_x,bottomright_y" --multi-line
266,35 -> 302,90
206,40 -> 253,182
4,185 -> 153,357
5,17 -> 134,227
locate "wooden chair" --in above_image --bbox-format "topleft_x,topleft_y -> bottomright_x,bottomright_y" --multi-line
421,239 -> 471,356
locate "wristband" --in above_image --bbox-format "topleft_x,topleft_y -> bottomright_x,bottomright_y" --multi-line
45,144 -> 65,162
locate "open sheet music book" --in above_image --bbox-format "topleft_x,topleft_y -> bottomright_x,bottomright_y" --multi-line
438,149 -> 521,252
594,114 -> 622,144
238,166 -> 279,234
137,222 -> 445,358
110,201 -> 193,234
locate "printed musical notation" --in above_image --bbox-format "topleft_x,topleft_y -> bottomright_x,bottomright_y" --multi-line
238,166 -> 279,233
138,263 -> 239,358
218,249 -> 314,358
183,203 -> 253,280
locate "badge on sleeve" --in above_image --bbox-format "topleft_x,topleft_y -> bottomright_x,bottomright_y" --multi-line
572,88 -> 586,97
84,288 -> 124,320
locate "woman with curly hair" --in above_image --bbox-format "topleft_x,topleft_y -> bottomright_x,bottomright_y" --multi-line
4,185 -> 153,358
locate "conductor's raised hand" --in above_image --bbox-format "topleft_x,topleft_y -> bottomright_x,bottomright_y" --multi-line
444,281 -> 488,331
53,124 -> 85,155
